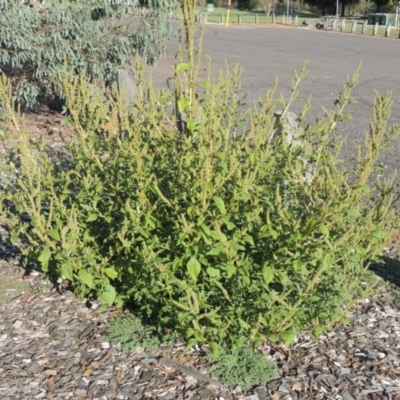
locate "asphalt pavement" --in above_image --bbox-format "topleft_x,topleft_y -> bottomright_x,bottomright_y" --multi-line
148,23 -> 400,181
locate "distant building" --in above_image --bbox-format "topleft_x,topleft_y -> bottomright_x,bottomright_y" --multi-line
367,13 -> 396,25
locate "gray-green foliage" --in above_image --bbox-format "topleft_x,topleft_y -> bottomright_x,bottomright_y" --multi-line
104,314 -> 162,352
206,346 -> 278,390
0,0 -> 177,108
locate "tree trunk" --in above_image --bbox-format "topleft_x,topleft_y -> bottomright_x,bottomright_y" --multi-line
341,0 -> 346,17
262,0 -> 273,16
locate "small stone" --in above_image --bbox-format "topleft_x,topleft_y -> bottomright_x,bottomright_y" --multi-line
164,391 -> 177,400
74,388 -> 87,398
141,357 -> 157,364
254,386 -> 268,400
140,370 -> 152,381
27,361 -> 44,374
341,392 -> 356,400
13,320 -> 23,329
42,369 -> 57,376
278,383 -> 290,393
197,387 -> 213,399
78,323 -> 96,339
50,330 -> 65,340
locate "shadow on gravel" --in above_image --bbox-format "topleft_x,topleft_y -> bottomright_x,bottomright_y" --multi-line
369,256 -> 400,288
0,222 -> 75,296
0,224 -> 20,262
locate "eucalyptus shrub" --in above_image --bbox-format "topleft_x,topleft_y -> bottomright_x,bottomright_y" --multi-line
0,0 -> 177,108
1,58 -> 399,349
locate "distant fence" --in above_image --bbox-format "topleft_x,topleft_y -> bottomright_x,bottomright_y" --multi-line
193,12 -> 400,39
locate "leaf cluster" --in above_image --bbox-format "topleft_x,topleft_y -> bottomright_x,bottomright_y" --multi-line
206,346 -> 278,390
104,313 -> 163,352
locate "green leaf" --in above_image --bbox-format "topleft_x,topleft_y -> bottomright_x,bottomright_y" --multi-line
319,224 -> 329,237
341,112 -> 352,122
200,80 -> 211,89
38,247 -> 51,271
356,184 -> 370,193
176,62 -> 190,71
145,214 -> 156,229
347,208 -> 361,217
304,217 -> 316,234
104,268 -> 118,279
185,338 -> 198,349
213,196 -> 226,215
207,247 -> 222,255
61,263 -> 73,281
79,269 -> 94,288
209,341 -> 219,355
226,264 -> 236,278
187,120 -> 199,133
279,272 -> 289,286
268,334 -> 279,343
206,267 -> 220,278
281,331 -> 295,346
242,276 -> 250,286
177,97 -> 190,113
269,228 -> 278,239
200,224 -> 211,238
47,229 -> 60,241
238,318 -> 250,329
259,315 -> 268,327
262,266 -> 274,285
194,329 -> 204,341
340,316 -> 352,326
243,235 -> 254,246
87,213 -> 98,222
371,230 -> 383,240
187,257 -> 201,283
312,326 -> 325,338
100,285 -> 116,306
354,244 -> 365,255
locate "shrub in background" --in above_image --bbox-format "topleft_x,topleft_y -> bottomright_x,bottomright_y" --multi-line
0,0 -> 177,108
237,0 -> 260,11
